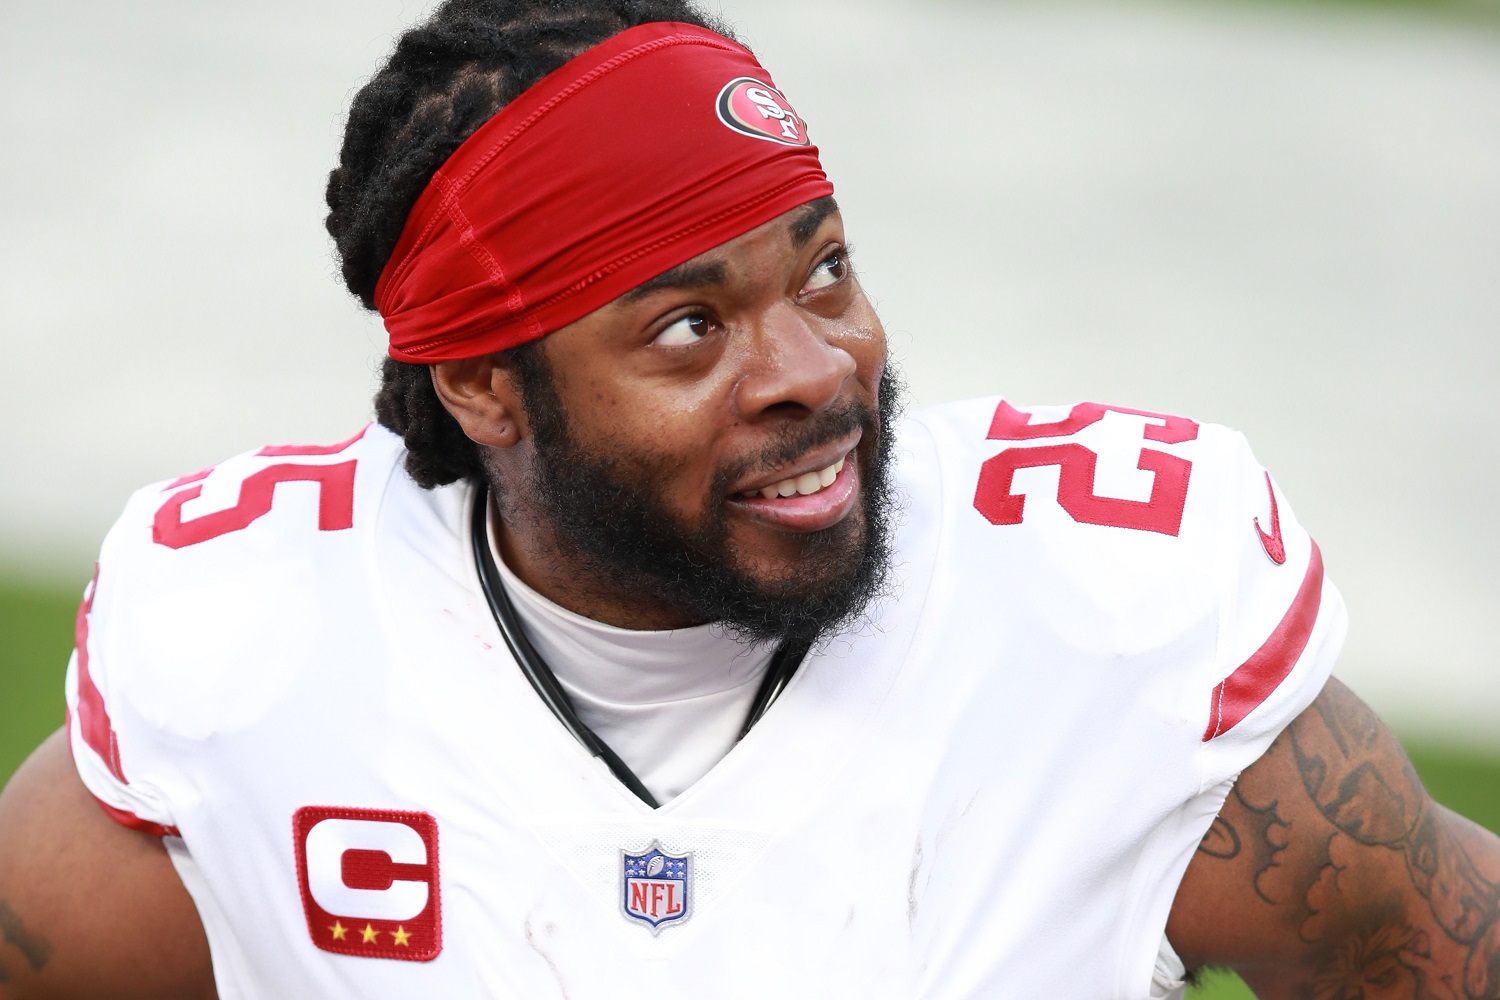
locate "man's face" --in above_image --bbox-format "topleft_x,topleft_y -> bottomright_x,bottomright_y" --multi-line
493,198 -> 896,645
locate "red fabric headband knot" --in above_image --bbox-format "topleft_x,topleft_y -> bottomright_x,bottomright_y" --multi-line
374,22 -> 835,362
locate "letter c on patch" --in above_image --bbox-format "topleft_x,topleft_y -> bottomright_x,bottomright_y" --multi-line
304,817 -> 430,920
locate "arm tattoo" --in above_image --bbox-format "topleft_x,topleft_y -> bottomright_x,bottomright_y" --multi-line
0,900 -> 51,973
1286,683 -> 1500,999
1199,816 -> 1242,861
1190,683 -> 1500,998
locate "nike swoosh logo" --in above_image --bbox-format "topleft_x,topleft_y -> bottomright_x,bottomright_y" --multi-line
1254,471 -> 1287,565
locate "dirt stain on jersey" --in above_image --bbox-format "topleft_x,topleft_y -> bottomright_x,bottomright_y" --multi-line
524,915 -> 570,999
908,839 -> 925,931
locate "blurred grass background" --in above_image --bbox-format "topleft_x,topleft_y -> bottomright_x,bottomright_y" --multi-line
2,567 -> 1493,1000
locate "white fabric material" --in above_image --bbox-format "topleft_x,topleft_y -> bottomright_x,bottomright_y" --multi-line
1151,932 -> 1189,1000
486,525 -> 772,804
65,399 -> 1346,998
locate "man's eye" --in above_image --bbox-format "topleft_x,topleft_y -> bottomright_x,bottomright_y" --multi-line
652,314 -> 710,347
805,251 -> 846,292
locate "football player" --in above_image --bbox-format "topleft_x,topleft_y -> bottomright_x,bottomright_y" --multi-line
1,1 -> 1496,997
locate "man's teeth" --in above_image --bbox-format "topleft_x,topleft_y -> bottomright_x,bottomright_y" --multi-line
745,457 -> 845,500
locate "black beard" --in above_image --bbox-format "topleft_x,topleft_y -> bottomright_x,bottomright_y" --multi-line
497,357 -> 903,650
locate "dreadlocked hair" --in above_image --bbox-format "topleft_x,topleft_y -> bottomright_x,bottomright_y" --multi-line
328,0 -> 738,488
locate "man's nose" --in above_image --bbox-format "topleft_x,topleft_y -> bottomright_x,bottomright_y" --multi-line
731,303 -> 857,420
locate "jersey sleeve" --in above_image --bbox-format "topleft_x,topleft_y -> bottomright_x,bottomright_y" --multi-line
1192,427 -> 1347,789
906,397 -> 1349,995
1142,425 -> 1347,988
912,396 -> 1348,782
61,424 -> 399,839
64,559 -> 180,837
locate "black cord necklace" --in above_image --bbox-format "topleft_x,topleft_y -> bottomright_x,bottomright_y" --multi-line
469,485 -> 809,809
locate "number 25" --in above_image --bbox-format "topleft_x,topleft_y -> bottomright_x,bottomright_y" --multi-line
972,401 -> 1198,537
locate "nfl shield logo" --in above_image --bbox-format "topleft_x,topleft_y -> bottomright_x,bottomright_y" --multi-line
621,841 -> 691,933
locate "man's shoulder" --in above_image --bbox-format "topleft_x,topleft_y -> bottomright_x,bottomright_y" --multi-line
892,395 -> 1325,659
888,395 -> 1342,763
73,423 -> 482,762
108,423 -> 407,559
92,423 -> 456,628
80,422 -> 476,724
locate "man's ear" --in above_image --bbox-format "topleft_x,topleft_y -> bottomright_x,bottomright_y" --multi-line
429,354 -> 528,449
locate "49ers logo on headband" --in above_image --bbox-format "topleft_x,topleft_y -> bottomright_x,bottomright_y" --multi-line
716,77 -> 810,147
293,807 -> 441,962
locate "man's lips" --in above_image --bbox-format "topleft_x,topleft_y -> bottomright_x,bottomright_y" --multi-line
729,432 -> 862,498
724,448 -> 861,533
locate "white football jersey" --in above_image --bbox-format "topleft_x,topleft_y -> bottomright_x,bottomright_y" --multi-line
65,397 -> 1345,999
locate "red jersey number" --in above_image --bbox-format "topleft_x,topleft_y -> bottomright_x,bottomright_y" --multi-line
151,430 -> 366,549
973,401 -> 1197,537
153,462 -> 357,549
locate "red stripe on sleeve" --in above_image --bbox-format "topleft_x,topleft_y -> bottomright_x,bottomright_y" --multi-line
89,797 -> 180,838
1203,541 -> 1324,742
68,568 -> 178,838
72,567 -> 128,782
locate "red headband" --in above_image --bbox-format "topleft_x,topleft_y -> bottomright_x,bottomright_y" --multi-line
374,22 -> 835,362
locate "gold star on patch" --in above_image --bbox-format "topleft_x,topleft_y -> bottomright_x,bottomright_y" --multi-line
391,925 -> 412,947
361,924 -> 379,944
330,921 -> 347,941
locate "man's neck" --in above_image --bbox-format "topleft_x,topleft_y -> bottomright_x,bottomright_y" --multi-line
488,519 -> 775,804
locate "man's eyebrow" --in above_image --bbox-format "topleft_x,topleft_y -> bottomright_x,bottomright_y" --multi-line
621,260 -> 728,302
789,196 -> 839,249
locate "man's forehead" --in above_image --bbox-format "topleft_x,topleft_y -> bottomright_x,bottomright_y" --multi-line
621,198 -> 840,303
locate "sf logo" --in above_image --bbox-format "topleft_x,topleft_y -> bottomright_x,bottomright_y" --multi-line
293,807 -> 442,961
744,86 -> 801,140
716,77 -> 810,146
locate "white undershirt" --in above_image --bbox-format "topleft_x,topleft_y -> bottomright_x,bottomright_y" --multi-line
489,539 -> 774,805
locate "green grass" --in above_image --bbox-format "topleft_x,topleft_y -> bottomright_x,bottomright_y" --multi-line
1,568 -> 1495,1000
1406,743 -> 1500,836
1190,969 -> 1259,1000
0,573 -> 81,781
